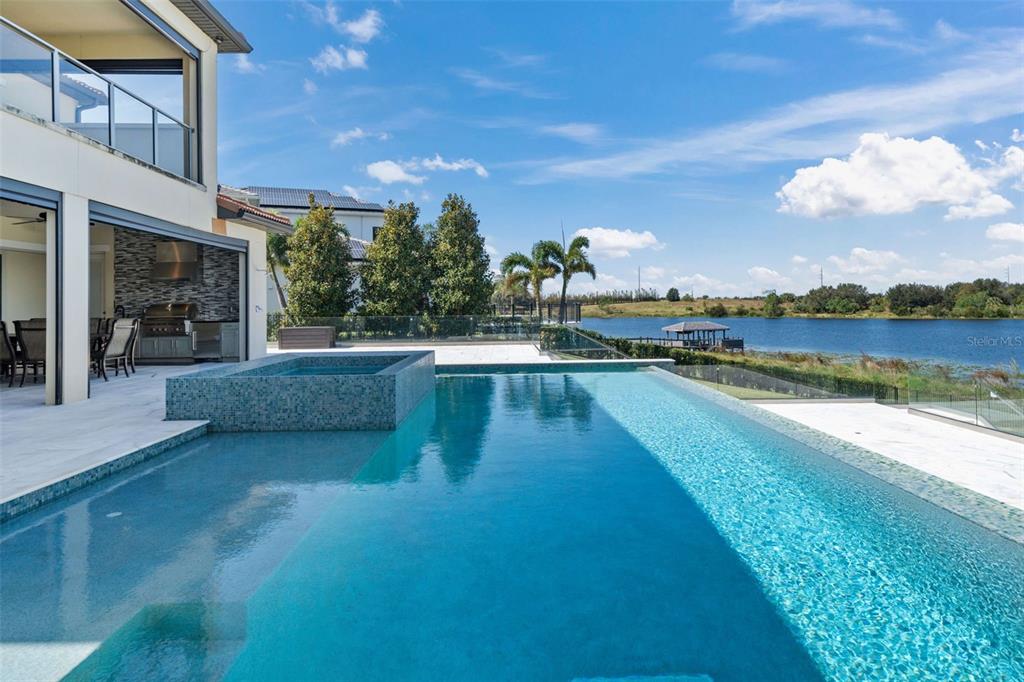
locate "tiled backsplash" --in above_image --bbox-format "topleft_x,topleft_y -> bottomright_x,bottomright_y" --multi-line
113,229 -> 240,320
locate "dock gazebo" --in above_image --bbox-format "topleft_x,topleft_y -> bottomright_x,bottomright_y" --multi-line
660,321 -> 735,350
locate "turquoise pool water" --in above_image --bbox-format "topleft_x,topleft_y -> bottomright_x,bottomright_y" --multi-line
274,364 -> 390,376
1,370 -> 1021,681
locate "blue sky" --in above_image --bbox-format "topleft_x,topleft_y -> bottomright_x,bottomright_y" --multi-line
216,0 -> 1024,296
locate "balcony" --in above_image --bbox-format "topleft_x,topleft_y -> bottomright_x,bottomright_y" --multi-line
0,17 -> 196,182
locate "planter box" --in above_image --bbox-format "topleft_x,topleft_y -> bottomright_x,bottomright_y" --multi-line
278,326 -> 335,349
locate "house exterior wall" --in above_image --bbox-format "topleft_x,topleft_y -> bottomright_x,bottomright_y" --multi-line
0,0 -> 265,404
264,206 -> 382,315
273,207 -> 384,243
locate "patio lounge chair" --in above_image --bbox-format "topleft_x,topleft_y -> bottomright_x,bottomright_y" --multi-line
13,320 -> 46,387
1,321 -> 21,387
93,318 -> 137,381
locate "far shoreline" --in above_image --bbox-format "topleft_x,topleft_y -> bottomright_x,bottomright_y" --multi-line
581,301 -> 1022,321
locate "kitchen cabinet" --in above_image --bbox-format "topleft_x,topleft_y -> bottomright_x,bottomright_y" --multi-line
138,335 -> 194,362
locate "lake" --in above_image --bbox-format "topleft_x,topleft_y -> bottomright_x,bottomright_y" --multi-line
579,316 -> 1024,367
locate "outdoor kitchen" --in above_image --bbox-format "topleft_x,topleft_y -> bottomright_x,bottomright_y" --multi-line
106,227 -> 243,365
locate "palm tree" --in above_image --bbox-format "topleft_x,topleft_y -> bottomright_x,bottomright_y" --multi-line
500,241 -> 560,318
548,235 -> 596,323
266,232 -> 290,311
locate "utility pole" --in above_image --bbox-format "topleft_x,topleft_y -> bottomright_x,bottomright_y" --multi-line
637,266 -> 641,300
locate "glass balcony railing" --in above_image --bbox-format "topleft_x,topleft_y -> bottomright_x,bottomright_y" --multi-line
0,18 -> 195,182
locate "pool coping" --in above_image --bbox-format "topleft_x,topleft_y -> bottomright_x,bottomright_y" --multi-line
437,359 -> 677,374
0,423 -> 209,523
652,368 -> 1024,545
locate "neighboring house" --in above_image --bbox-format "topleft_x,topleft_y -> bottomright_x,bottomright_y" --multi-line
239,186 -> 386,314
0,0 -> 289,405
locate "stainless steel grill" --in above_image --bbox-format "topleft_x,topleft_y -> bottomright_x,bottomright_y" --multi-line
141,302 -> 198,337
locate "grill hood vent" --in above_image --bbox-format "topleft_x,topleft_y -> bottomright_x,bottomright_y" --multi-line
151,241 -> 202,281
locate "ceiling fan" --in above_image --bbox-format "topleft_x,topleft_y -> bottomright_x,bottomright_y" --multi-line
10,212 -> 47,225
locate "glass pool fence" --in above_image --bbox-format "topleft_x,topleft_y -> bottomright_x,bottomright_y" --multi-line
269,314 -> 546,344
907,368 -> 1024,438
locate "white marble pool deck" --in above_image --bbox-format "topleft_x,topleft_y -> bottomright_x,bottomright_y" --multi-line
0,365 -> 210,508
755,401 -> 1023,511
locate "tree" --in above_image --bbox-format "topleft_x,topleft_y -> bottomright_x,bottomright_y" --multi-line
547,235 -> 596,323
762,291 -> 784,318
428,194 -> 494,315
706,302 -> 728,317
500,241 -> 559,317
666,287 -> 680,302
361,202 -> 430,315
284,196 -> 356,320
886,283 -> 943,315
266,232 -> 290,310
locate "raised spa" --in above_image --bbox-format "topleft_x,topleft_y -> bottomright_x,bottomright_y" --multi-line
165,352 -> 435,431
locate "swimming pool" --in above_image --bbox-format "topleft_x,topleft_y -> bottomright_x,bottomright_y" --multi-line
1,368 -> 1020,680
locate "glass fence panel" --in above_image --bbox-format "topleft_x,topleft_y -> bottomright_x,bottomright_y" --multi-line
907,368 -> 1024,437
156,112 -> 186,177
113,86 -> 154,163
268,315 -> 546,344
57,58 -> 109,145
537,326 -> 629,360
0,23 -> 53,119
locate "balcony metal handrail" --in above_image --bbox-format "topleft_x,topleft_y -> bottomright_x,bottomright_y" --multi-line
1,16 -> 195,179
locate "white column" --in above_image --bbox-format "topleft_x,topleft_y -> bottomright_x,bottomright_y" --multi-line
60,194 -> 90,403
45,212 -> 57,405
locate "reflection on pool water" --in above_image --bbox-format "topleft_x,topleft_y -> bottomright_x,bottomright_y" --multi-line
1,370 -> 1021,681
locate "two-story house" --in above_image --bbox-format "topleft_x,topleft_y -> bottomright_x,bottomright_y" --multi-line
0,0 -> 289,405
235,186 -> 386,314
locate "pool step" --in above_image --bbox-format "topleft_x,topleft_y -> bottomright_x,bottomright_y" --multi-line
62,602 -> 247,682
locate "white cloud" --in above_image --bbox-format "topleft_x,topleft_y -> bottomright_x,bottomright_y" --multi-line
986,222 -> 1024,243
933,19 -> 967,43
730,0 -> 902,30
747,266 -> 790,288
539,123 -> 605,144
943,193 -> 1015,221
233,54 -> 264,74
776,133 -> 1017,220
420,154 -> 489,178
536,37 -> 1023,182
671,273 -> 742,296
302,78 -> 318,95
703,52 -> 788,73
311,45 -> 368,73
331,127 -> 389,147
642,266 -> 667,279
451,68 -> 553,99
975,140 -> 989,151
826,247 -> 904,274
1013,129 -> 1024,143
791,254 -> 808,264
487,48 -> 546,68
365,155 -> 488,184
342,185 -> 368,201
572,227 -> 663,258
342,9 -> 383,43
567,272 -> 632,295
366,160 -> 426,185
